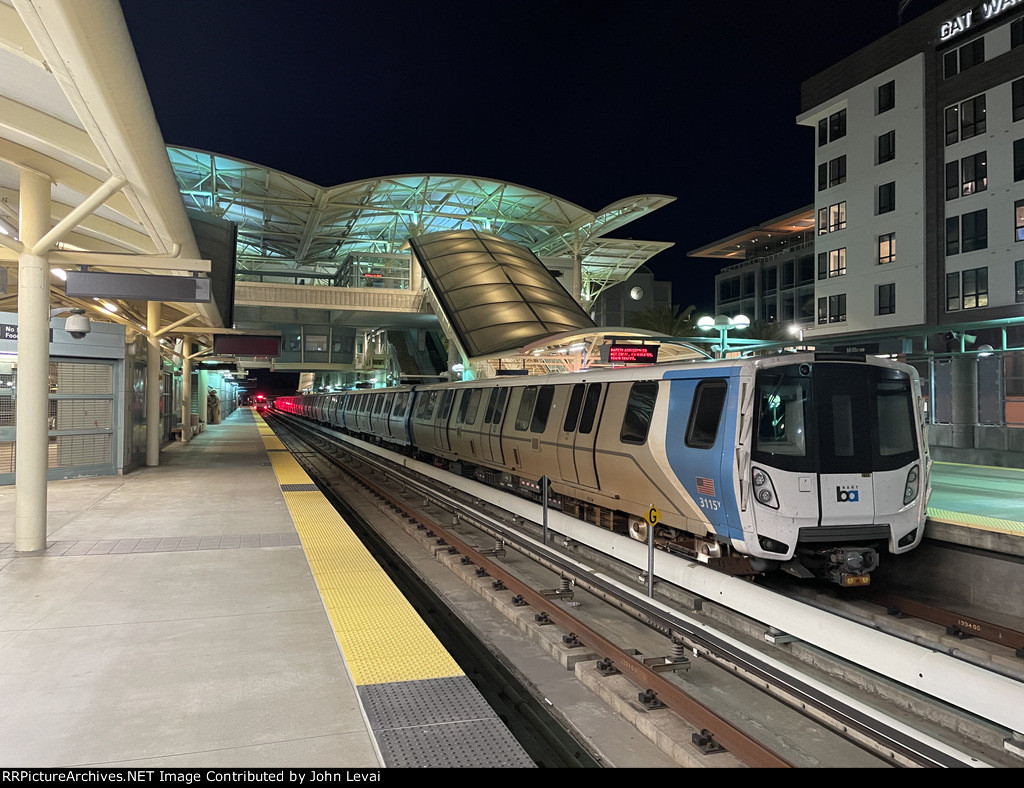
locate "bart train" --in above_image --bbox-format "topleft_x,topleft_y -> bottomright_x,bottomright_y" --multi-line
275,352 -> 931,586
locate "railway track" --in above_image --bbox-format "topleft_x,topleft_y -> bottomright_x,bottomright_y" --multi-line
266,410 -> 1022,768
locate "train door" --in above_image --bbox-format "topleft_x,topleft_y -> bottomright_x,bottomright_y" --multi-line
572,383 -> 603,489
480,388 -> 507,464
433,389 -> 454,453
556,384 -> 585,484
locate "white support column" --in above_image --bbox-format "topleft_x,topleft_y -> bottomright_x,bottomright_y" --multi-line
181,334 -> 192,443
146,301 -> 161,466
15,169 -> 52,553
198,368 -> 208,432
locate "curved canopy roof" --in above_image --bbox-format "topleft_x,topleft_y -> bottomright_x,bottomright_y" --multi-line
408,229 -> 596,360
168,147 -> 675,302
0,0 -> 220,331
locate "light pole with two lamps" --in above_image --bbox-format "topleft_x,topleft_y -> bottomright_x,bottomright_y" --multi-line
697,314 -> 750,358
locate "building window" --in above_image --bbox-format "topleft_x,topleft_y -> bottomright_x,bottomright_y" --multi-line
829,201 -> 846,231
877,80 -> 895,114
878,232 -> 896,264
818,155 -> 847,190
962,209 -> 987,252
1017,260 -> 1024,303
1016,139 -> 1024,182
829,294 -> 846,323
818,109 -> 846,146
878,130 -> 895,163
962,267 -> 988,309
829,248 -> 846,277
961,94 -> 986,140
1017,200 -> 1024,242
946,216 -> 960,256
946,94 -> 987,144
877,283 -> 896,315
1014,17 -> 1024,48
946,272 -> 960,310
878,181 -> 895,214
1015,78 -> 1024,122
944,37 -> 985,78
818,202 -> 846,234
961,152 -> 987,195
945,160 -> 960,200
764,267 -> 777,293
817,294 -> 847,324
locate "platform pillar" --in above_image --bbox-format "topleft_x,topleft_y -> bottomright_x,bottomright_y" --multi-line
949,353 -> 978,449
146,301 -> 161,466
14,169 -> 51,553
181,334 -> 192,443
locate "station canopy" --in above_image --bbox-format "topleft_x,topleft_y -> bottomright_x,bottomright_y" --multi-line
168,148 -> 676,302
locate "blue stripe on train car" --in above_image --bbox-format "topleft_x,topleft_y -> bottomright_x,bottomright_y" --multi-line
663,368 -> 744,544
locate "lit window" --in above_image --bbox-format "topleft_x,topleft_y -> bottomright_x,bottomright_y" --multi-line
878,232 -> 896,264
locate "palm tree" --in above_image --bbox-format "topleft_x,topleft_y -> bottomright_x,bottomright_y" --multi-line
628,304 -> 697,336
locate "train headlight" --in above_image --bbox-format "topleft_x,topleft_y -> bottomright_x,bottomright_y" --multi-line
903,464 -> 920,505
751,467 -> 779,509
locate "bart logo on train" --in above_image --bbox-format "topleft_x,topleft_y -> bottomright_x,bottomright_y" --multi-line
836,487 -> 860,502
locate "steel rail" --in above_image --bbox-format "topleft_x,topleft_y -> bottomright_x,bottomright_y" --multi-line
271,412 -> 989,768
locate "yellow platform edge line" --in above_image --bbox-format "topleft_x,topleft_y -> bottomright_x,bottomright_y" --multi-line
928,509 -> 1024,535
254,412 -> 463,686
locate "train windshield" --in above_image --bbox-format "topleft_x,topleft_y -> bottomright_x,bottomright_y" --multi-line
752,362 -> 918,473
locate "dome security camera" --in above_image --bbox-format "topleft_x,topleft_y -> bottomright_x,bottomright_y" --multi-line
64,310 -> 91,339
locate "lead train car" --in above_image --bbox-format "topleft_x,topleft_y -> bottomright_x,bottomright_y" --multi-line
276,352 -> 930,586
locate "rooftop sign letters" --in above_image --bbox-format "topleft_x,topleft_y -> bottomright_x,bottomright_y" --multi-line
939,0 -> 1021,42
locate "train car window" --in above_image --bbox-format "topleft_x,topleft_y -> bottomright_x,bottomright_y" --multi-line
456,390 -> 471,424
563,384 -> 585,431
685,380 -> 727,449
831,393 -> 855,457
439,390 -> 455,420
620,382 -> 658,444
416,391 -> 439,420
753,368 -> 810,466
372,396 -> 384,415
393,392 -> 409,418
578,384 -> 602,434
877,379 -> 916,456
515,386 -> 538,431
531,385 -> 555,433
484,389 -> 502,424
491,388 -> 507,423
465,389 -> 483,424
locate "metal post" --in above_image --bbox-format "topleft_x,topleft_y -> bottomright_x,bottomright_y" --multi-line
15,168 -> 51,553
541,475 -> 549,544
146,301 -> 161,465
181,334 -> 192,443
648,523 -> 655,598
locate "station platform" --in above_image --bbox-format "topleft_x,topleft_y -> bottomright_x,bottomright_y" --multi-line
0,407 -> 533,769
928,462 -> 1024,544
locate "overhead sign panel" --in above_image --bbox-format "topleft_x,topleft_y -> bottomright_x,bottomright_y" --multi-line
214,335 -> 281,357
605,343 -> 659,364
65,271 -> 210,302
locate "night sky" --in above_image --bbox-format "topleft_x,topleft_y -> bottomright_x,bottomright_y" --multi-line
119,0 -> 946,315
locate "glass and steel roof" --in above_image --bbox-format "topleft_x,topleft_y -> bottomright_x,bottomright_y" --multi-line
408,229 -> 596,359
168,147 -> 675,301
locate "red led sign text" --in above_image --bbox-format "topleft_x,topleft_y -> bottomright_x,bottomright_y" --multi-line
607,344 -> 659,363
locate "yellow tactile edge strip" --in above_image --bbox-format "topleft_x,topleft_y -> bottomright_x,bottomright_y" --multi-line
928,509 -> 1024,535
253,412 -> 463,686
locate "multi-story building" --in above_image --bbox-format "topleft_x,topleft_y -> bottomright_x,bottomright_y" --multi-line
694,0 -> 1024,462
798,0 -> 1023,339
702,0 -> 1023,341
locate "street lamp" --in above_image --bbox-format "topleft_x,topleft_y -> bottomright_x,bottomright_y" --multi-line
697,314 -> 749,358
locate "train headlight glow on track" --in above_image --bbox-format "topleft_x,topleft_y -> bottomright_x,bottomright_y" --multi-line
903,464 -> 920,505
751,466 -> 779,509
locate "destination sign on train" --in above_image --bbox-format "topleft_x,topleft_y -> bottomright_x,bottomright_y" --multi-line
606,343 -> 659,363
